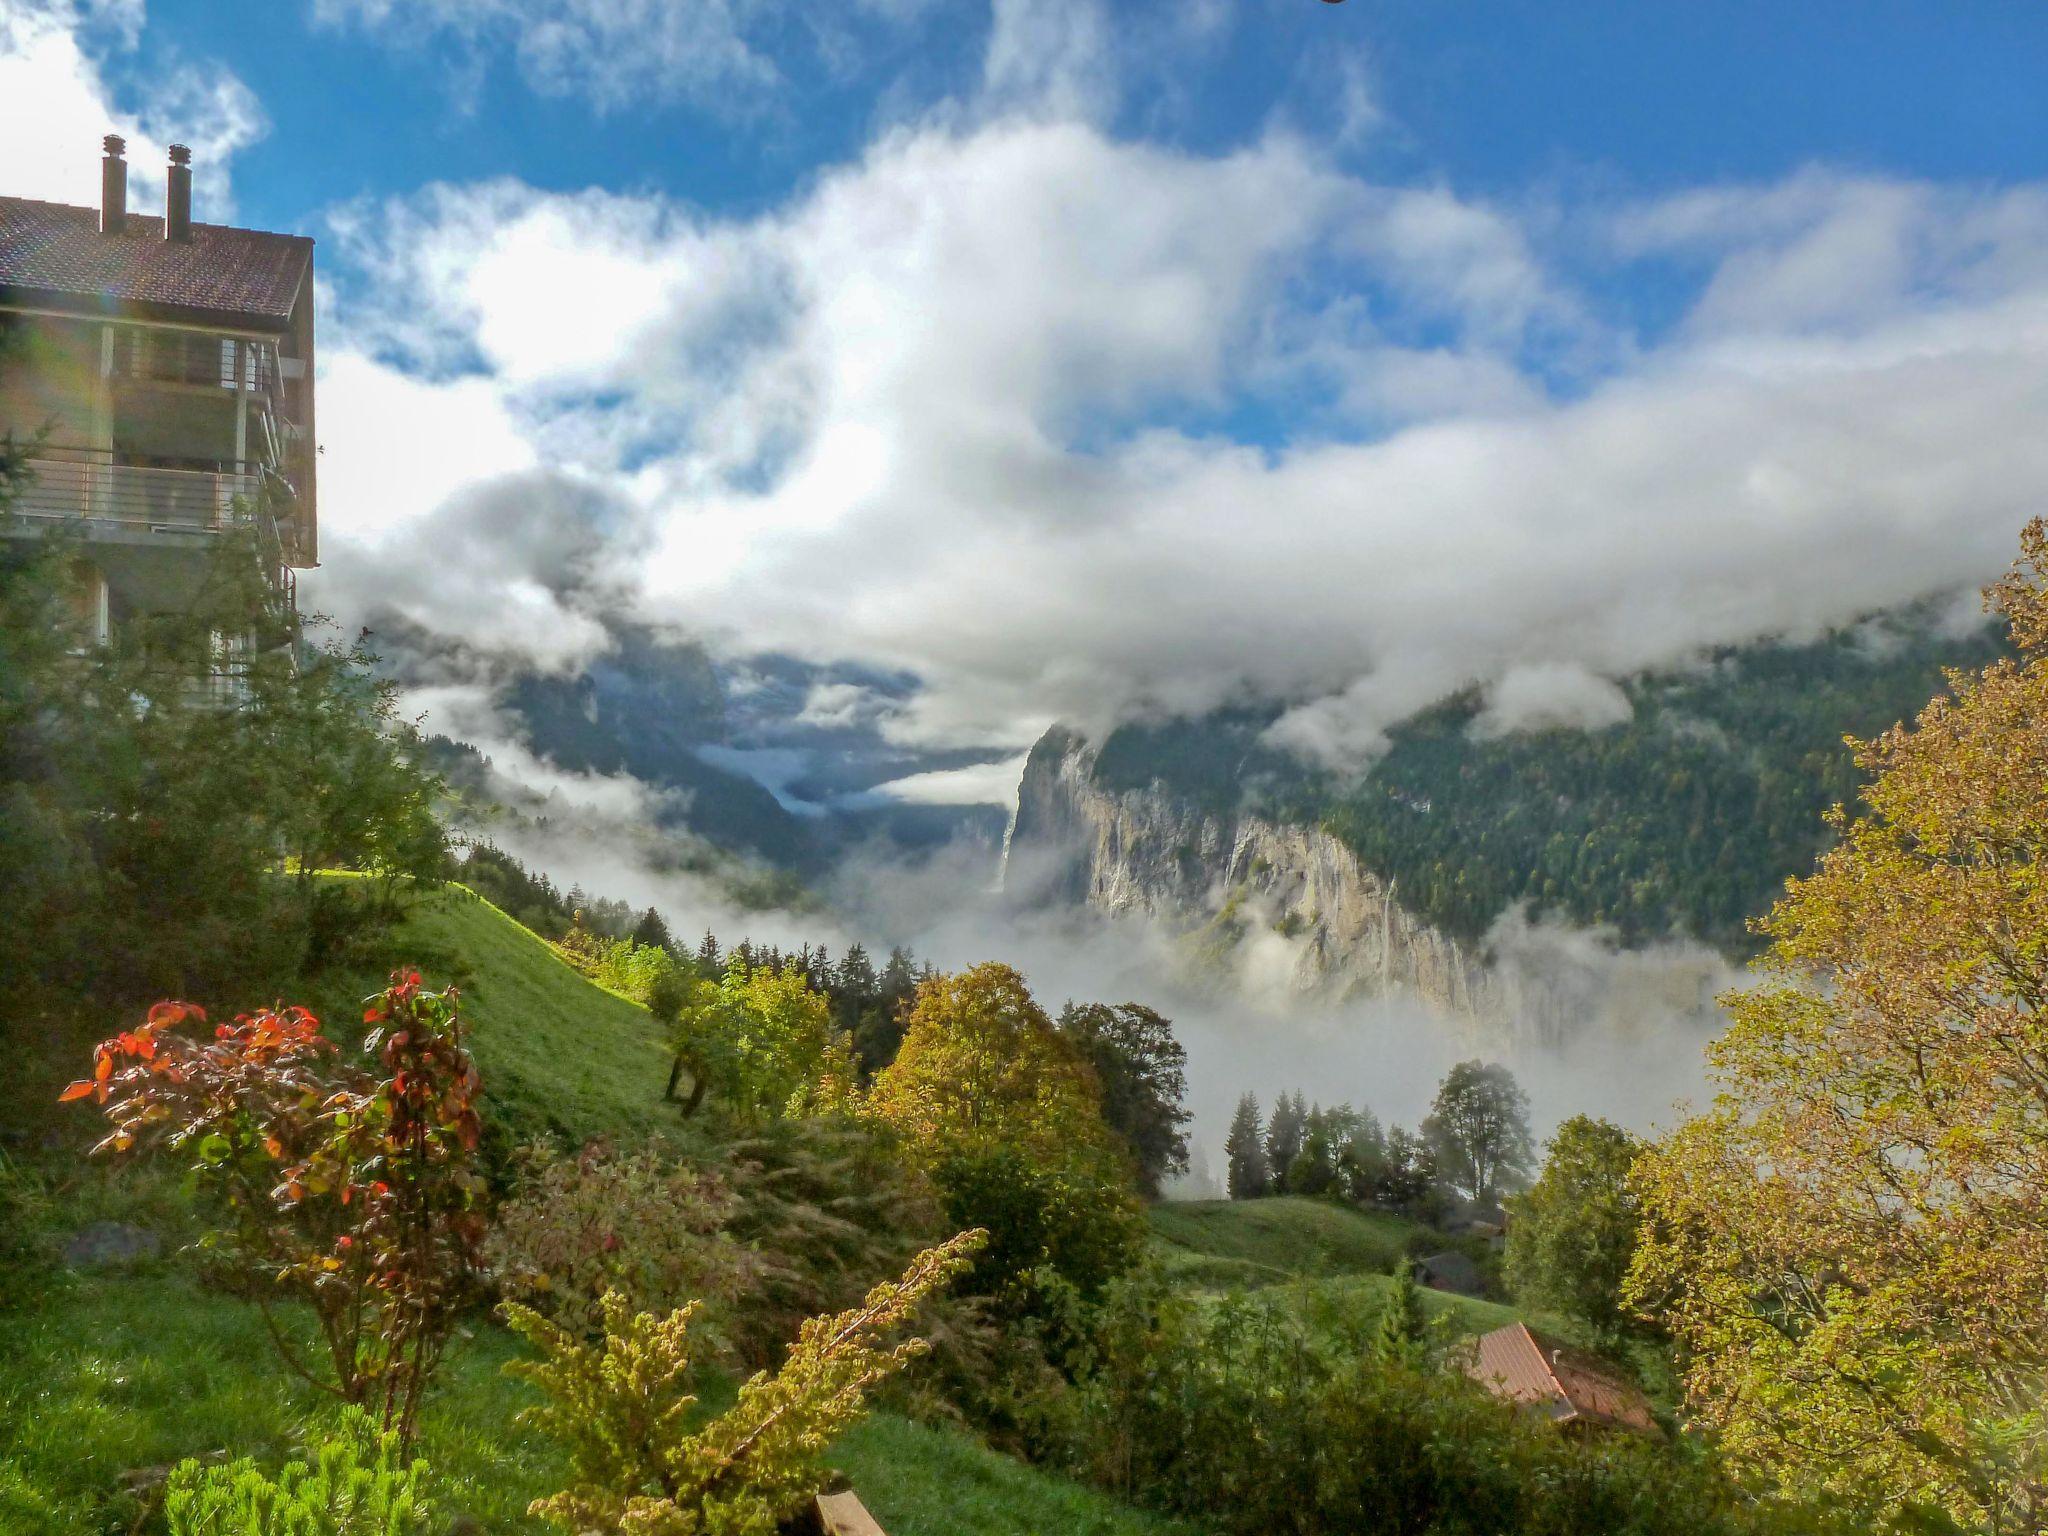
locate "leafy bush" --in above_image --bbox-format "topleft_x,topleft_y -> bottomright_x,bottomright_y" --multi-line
164,1406 -> 433,1535
1060,1279 -> 1844,1536
503,1229 -> 985,1536
718,1116 -> 947,1368
62,975 -> 488,1446
486,1139 -> 754,1343
0,519 -> 449,1085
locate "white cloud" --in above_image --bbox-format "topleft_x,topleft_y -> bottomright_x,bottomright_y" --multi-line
300,118 -> 2048,771
1471,663 -> 1634,739
0,0 -> 262,215
859,753 -> 1030,807
311,0 -> 935,115
981,0 -> 1117,123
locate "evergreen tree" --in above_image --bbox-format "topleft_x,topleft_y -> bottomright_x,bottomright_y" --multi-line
695,930 -> 721,974
1225,1093 -> 1271,1200
1375,1257 -> 1429,1367
836,943 -> 877,1002
1265,1092 -> 1307,1195
630,905 -> 673,954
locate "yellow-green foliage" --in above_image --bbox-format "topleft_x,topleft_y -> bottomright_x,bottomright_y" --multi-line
164,1406 -> 432,1535
588,938 -> 685,1007
1628,520 -> 2048,1528
720,968 -> 856,1122
503,1229 -> 986,1536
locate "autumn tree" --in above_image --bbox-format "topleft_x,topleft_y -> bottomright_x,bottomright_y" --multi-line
1421,1061 -> 1533,1208
1504,1116 -> 1643,1343
1057,1001 -> 1192,1198
1225,1093 -> 1270,1199
867,964 -> 1142,1312
1627,521 -> 2048,1530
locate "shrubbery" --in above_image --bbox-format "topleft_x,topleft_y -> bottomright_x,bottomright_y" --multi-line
63,975 -> 487,1447
165,1407 -> 434,1536
486,1139 -> 754,1344
505,1230 -> 985,1536
1056,1278 -> 1842,1536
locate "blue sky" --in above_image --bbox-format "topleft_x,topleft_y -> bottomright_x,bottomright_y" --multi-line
126,2 -> 2048,226
7,0 -> 2048,787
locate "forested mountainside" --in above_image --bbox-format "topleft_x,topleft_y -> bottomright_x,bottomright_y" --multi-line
1085,610 -> 2001,953
476,626 -> 1008,868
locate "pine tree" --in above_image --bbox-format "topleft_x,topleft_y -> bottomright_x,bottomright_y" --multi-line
630,905 -> 673,954
695,930 -> 721,975
1265,1092 -> 1306,1195
1375,1257 -> 1428,1367
1225,1093 -> 1271,1200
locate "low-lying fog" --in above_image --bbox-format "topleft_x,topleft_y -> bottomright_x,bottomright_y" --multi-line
467,780 -> 1733,1193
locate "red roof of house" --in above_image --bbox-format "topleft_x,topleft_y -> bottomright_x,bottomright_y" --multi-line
0,197 -> 311,331
1466,1322 -> 1661,1437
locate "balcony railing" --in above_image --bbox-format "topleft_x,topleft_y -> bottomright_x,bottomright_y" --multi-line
110,330 -> 298,437
4,447 -> 284,534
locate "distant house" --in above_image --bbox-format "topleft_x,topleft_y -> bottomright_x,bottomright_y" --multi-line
1465,1322 -> 1661,1438
1416,1250 -> 1485,1296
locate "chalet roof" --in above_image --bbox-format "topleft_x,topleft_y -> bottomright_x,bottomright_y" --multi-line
1466,1323 -> 1661,1438
0,197 -> 311,332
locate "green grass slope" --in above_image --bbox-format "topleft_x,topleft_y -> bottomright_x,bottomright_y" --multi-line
3,884 -> 1192,1536
1146,1197 -> 1423,1288
318,877 -> 677,1144
0,1272 -> 1189,1536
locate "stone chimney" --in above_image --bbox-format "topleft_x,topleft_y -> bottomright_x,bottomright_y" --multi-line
99,134 -> 127,235
164,144 -> 192,242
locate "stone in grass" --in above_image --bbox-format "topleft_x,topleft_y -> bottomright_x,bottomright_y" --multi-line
61,1220 -> 162,1269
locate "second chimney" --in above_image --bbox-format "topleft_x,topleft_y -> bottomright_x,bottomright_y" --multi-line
99,134 -> 126,235
164,144 -> 192,242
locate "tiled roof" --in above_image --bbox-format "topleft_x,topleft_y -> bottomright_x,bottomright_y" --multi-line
1466,1323 -> 1662,1437
0,197 -> 311,329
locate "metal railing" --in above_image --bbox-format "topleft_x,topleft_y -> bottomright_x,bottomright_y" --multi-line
5,446 -> 284,533
110,330 -> 297,435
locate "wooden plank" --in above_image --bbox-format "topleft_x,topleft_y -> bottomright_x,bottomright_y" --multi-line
815,1489 -> 889,1536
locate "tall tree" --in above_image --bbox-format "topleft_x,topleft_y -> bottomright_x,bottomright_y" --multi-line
1225,1093 -> 1270,1200
1265,1092 -> 1307,1195
1421,1061 -> 1534,1208
1505,1116 -> 1643,1343
1628,522 -> 2048,1529
868,964 -> 1141,1310
1056,1002 -> 1192,1198
630,905 -> 674,954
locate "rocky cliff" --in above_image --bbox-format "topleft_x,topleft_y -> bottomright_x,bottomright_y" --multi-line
1005,727 -> 1724,1041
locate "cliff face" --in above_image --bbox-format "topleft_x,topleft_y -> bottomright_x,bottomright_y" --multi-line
1007,728 -> 1501,1013
1005,728 -> 1727,1040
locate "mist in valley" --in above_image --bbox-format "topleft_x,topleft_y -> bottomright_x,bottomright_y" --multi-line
464,747 -> 1736,1188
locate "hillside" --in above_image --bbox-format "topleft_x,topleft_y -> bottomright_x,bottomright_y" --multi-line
3,885 -> 1193,1536
1147,1197 -> 1422,1288
314,877 -> 679,1144
1080,611 -> 2001,954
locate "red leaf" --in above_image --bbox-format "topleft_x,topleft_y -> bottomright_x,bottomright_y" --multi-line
57,1080 -> 96,1103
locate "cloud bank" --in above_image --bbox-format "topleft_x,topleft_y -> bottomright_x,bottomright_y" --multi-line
306,118 -> 2048,772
